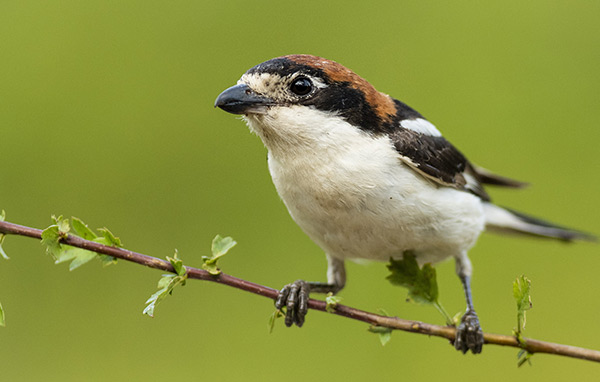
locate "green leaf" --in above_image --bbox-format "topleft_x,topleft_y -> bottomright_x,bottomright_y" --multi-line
211,235 -> 237,258
369,310 -> 393,346
517,349 -> 533,367
73,218 -> 118,267
0,210 -> 8,260
513,275 -> 532,334
143,272 -> 187,318
97,227 -> 122,247
202,235 -> 236,275
41,215 -> 71,260
167,250 -> 186,276
387,253 -> 454,325
325,292 -> 342,313
50,242 -> 98,271
71,217 -> 97,240
41,224 -> 63,260
0,239 -> 7,260
368,326 -> 393,346
387,253 -> 439,305
65,248 -> 98,271
0,300 -> 5,327
268,309 -> 284,333
53,215 -> 70,236
98,254 -> 118,267
201,262 -> 220,275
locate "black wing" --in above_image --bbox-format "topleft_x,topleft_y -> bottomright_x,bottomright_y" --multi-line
389,126 -> 492,201
471,165 -> 528,188
382,99 -> 525,201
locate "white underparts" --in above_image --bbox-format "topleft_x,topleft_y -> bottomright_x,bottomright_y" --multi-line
245,105 -> 485,265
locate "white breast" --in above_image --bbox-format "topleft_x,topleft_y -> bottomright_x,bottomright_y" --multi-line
245,106 -> 485,264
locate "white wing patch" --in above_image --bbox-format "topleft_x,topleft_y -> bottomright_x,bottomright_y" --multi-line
463,172 -> 479,190
400,118 -> 442,137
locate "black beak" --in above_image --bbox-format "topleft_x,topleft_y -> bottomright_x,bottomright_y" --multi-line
214,83 -> 275,115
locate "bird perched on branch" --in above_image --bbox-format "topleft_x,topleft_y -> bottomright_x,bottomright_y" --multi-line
215,54 -> 595,354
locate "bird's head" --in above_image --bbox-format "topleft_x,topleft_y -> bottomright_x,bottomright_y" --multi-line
215,55 -> 419,152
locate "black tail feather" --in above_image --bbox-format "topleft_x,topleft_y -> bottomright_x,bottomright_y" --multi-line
483,203 -> 597,243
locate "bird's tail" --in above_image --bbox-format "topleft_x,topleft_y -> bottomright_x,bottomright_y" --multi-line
482,202 -> 597,242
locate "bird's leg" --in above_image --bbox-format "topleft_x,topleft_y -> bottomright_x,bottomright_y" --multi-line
454,253 -> 484,354
275,256 -> 345,327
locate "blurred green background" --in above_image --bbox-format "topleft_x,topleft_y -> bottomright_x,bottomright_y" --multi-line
1,1 -> 599,380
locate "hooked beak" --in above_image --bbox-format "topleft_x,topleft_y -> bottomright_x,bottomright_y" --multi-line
214,83 -> 275,115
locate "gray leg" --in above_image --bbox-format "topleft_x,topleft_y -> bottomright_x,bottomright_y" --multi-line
454,253 -> 484,354
275,255 -> 346,327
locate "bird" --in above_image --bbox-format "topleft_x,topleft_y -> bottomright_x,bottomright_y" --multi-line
214,54 -> 595,354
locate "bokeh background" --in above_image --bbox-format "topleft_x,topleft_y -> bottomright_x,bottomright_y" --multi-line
1,1 -> 599,380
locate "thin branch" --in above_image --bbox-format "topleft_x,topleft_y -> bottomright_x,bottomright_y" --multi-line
1,219 -> 599,363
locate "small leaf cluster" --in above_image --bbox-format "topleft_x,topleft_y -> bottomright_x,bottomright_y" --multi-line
41,216 -> 119,270
268,309 -> 285,334
513,275 -> 533,366
143,235 -> 236,317
514,275 -> 532,335
325,292 -> 342,313
201,235 -> 236,275
2,213 -> 120,326
386,253 -> 453,325
368,309 -> 393,346
143,251 -> 188,318
368,326 -> 393,346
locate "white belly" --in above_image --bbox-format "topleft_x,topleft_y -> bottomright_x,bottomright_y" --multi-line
267,135 -> 485,265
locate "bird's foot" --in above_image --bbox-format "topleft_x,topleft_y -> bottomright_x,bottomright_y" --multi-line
454,310 -> 484,354
275,280 -> 310,327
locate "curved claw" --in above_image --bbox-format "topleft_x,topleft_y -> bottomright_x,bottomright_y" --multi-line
274,280 -> 310,327
454,310 -> 484,354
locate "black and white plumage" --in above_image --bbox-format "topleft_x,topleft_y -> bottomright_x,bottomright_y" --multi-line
214,55 -> 595,354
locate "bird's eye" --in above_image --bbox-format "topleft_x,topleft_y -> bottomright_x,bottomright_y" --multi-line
290,77 -> 313,96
